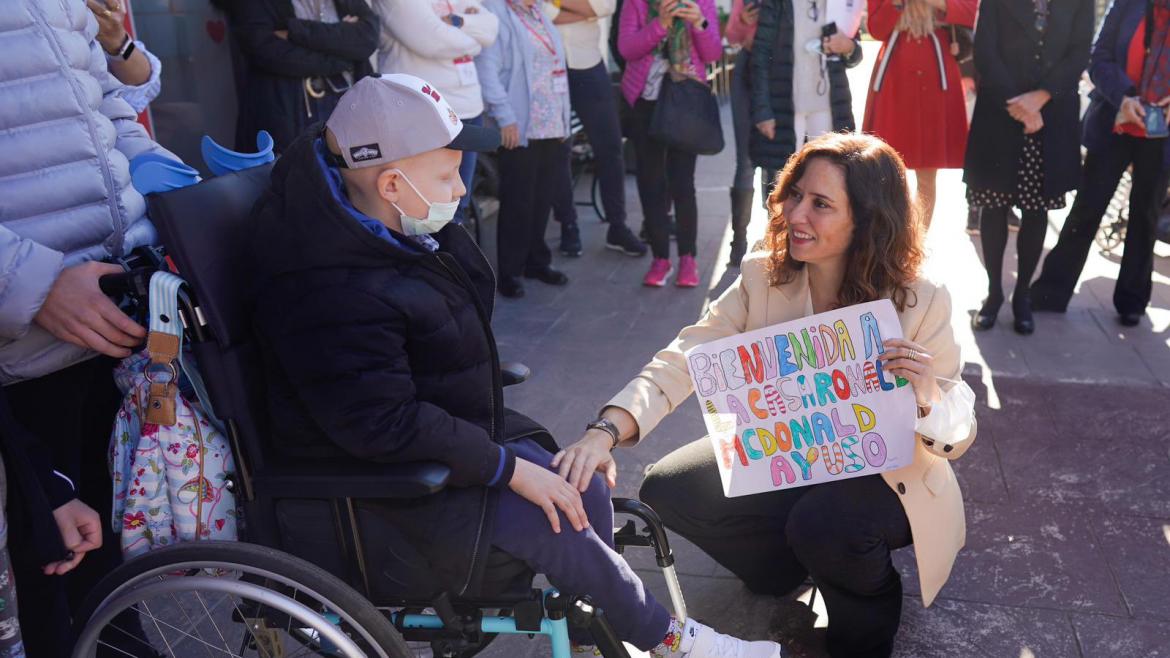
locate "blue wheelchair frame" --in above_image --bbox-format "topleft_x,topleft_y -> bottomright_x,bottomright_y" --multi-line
394,590 -> 574,658
384,497 -> 688,658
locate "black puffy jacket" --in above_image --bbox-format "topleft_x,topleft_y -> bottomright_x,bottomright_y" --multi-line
748,0 -> 861,171
246,133 -> 552,595
227,0 -> 378,151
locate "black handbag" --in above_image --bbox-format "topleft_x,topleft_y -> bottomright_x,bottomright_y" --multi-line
649,74 -> 725,156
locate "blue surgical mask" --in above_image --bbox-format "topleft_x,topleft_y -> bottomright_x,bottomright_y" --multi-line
389,169 -> 460,236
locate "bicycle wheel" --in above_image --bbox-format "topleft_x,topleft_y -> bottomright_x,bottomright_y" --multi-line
72,541 -> 409,658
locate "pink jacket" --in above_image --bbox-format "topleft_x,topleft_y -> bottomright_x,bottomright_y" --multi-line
724,0 -> 758,48
617,0 -> 723,107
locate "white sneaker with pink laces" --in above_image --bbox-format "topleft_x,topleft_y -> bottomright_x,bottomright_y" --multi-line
643,258 -> 674,287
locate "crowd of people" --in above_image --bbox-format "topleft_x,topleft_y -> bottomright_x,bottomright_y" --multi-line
223,0 -> 713,297
1,0 -> 1169,656
215,0 -> 1170,329
864,0 -> 1165,335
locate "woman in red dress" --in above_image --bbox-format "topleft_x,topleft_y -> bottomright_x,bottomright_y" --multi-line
864,0 -> 977,228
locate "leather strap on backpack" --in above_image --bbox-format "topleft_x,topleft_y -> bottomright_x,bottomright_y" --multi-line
145,330 -> 180,425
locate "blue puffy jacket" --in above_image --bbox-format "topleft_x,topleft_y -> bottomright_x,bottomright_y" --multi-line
0,0 -> 176,384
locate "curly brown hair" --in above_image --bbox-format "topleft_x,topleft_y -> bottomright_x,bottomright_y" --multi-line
763,132 -> 924,312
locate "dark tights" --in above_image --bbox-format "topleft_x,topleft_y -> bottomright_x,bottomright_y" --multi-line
980,207 -> 1047,317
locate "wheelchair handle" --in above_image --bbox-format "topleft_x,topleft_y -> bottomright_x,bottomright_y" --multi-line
98,268 -> 207,343
98,267 -> 154,301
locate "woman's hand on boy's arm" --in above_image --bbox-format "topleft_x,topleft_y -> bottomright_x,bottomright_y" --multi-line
508,459 -> 589,534
43,499 -> 102,576
552,432 -> 615,492
552,406 -> 636,492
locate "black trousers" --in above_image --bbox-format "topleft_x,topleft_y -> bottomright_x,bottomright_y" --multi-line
5,357 -> 125,657
640,438 -> 912,658
1032,134 -> 1170,315
497,138 -> 569,280
628,98 -> 699,259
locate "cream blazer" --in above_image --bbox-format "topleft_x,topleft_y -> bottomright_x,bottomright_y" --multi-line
607,253 -> 975,607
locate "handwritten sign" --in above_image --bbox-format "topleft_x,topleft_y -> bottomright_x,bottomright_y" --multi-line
686,300 -> 916,497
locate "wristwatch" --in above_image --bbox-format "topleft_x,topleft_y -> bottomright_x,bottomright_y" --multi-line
106,33 -> 135,60
586,418 -> 621,451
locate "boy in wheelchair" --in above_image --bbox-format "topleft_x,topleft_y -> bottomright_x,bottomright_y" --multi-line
245,74 -> 783,658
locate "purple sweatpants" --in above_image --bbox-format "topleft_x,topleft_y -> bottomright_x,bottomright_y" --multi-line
492,439 -> 672,650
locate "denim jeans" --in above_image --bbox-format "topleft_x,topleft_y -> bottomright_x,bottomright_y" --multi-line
571,63 -> 629,227
550,63 -> 630,228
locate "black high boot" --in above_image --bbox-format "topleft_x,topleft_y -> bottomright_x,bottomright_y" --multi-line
727,187 -> 755,267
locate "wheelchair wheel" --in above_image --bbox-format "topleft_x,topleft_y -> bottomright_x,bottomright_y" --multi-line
72,541 -> 409,658
1096,170 -> 1132,254
591,173 -> 606,222
1096,216 -> 1127,253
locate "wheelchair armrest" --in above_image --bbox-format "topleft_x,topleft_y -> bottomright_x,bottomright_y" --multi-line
500,361 -> 531,387
253,460 -> 450,499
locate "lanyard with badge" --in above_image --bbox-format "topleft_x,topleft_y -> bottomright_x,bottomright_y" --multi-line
443,0 -> 480,86
508,0 -> 568,93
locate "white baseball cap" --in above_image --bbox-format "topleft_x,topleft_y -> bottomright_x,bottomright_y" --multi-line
325,74 -> 500,169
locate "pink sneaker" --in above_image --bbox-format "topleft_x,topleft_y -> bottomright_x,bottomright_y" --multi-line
675,255 -> 700,288
643,258 -> 674,287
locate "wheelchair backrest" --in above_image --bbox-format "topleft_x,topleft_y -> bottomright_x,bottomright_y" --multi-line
146,164 -> 274,475
145,164 -> 469,600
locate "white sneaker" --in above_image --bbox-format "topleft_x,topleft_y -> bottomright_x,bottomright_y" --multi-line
679,619 -> 783,658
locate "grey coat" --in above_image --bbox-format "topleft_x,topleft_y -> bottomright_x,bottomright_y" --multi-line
0,0 -> 175,384
474,0 -> 571,148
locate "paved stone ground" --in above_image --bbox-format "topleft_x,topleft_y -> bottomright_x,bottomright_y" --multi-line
473,43 -> 1170,657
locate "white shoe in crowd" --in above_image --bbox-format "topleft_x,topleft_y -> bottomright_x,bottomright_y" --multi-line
679,619 -> 784,658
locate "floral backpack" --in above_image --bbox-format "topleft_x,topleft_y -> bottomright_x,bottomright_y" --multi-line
109,272 -> 238,558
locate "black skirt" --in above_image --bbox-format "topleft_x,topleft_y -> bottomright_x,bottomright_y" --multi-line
966,133 -> 1067,211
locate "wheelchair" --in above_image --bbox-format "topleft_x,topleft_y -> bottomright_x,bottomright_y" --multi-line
1095,168 -> 1132,255
1091,167 -> 1170,256
74,163 -> 687,657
